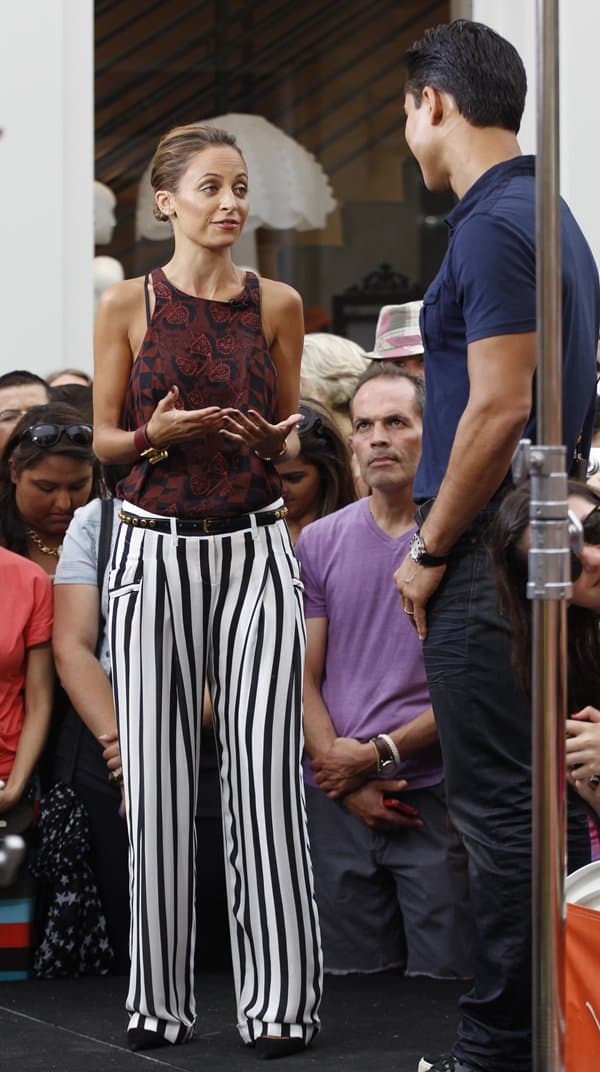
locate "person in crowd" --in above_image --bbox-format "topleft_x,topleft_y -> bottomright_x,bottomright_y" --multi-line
52,487 -> 129,973
0,403 -> 100,576
52,474 -> 233,976
0,545 -> 53,978
367,302 -> 424,376
0,402 -> 102,797
296,363 -> 472,979
491,480 -> 600,815
93,121 -> 322,1055
49,383 -> 94,426
586,394 -> 600,491
47,369 -> 93,389
0,371 -> 50,456
393,22 -> 599,1072
275,398 -> 356,544
300,332 -> 370,439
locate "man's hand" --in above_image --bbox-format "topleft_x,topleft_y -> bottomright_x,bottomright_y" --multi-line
342,779 -> 423,831
311,737 -> 375,799
393,555 -> 446,641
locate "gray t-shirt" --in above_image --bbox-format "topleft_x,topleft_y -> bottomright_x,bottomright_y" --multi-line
54,497 -> 121,674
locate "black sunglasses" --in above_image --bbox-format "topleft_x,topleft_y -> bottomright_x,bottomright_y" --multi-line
297,403 -> 325,437
21,423 -> 94,448
570,504 -> 600,580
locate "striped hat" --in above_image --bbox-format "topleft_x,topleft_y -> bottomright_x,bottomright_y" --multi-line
367,301 -> 424,360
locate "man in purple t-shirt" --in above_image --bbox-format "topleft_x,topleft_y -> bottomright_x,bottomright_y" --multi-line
296,364 -> 472,978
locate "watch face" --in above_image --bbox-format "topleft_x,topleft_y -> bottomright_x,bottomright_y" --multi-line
409,532 -> 424,563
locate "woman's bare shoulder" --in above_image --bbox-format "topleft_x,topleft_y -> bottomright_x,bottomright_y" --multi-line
256,275 -> 302,314
97,275 -> 147,317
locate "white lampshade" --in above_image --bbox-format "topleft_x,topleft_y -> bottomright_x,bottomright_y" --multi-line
136,113 -> 336,242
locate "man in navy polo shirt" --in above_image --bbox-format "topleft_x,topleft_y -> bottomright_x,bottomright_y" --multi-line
394,19 -> 599,1072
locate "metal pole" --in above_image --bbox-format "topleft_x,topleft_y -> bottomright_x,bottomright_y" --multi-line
531,2 -> 568,1069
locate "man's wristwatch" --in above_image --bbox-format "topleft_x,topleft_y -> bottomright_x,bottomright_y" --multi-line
409,531 -> 449,568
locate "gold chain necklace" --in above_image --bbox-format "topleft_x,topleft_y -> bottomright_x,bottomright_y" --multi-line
27,529 -> 61,559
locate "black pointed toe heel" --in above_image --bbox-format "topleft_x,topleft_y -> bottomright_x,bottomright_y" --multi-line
254,1036 -> 306,1060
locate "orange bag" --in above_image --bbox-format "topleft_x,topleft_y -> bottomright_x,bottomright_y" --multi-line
566,902 -> 600,1070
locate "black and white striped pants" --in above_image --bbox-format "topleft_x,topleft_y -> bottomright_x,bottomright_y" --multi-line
108,502 -> 322,1045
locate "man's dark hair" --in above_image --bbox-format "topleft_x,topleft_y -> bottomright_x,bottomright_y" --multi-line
351,362 -> 425,419
0,369 -> 50,393
405,20 -> 527,134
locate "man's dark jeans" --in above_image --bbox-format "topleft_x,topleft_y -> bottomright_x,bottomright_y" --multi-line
423,529 -> 533,1071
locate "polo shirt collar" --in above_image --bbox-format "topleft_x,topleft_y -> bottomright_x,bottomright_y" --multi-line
446,154 -> 536,229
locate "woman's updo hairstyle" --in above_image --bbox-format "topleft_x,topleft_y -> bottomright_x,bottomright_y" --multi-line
150,123 -> 244,222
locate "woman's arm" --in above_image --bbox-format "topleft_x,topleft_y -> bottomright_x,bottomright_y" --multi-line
52,584 -> 117,743
93,279 -> 225,465
93,280 -> 144,464
219,279 -> 303,457
260,279 -> 303,423
0,643 -> 53,813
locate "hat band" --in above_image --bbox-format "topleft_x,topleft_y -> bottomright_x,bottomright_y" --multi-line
374,330 -> 423,355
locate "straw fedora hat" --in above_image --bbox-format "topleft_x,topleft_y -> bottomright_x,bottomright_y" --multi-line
367,301 -> 424,360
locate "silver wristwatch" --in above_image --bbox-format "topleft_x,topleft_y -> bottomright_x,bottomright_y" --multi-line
409,531 -> 449,568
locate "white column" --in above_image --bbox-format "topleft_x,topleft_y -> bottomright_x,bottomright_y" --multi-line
0,0 -> 94,380
472,0 -> 600,268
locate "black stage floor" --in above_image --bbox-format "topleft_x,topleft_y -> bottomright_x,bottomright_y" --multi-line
0,971 -> 465,1071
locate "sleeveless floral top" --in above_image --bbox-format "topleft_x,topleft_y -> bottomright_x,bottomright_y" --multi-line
117,269 -> 282,518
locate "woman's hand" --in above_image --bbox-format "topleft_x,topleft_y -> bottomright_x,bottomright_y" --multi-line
145,385 -> 223,448
566,706 -> 600,780
99,730 -> 122,777
218,408 -> 301,457
567,768 -> 600,816
0,781 -> 21,815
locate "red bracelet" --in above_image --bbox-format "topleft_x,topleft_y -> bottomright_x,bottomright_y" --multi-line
133,423 -> 152,454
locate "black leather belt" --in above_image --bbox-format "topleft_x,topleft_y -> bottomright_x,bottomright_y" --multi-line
118,506 -> 287,536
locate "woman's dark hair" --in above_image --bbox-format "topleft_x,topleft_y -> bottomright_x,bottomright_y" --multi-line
295,397 -> 356,518
491,480 -> 600,709
150,123 -> 243,222
405,19 -> 527,134
0,402 -> 102,557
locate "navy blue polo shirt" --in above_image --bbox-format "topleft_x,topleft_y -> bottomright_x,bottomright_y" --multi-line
414,155 -> 600,502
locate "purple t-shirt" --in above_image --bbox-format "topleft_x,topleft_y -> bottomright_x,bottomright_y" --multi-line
296,498 -> 443,790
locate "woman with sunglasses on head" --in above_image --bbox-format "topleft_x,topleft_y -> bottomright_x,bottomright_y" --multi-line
275,398 -> 356,545
491,480 -> 600,831
93,123 -> 322,1055
0,403 -> 99,974
0,403 -> 101,789
0,402 -> 100,576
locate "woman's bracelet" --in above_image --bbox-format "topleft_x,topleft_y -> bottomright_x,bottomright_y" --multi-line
254,438 -> 288,462
107,765 -> 124,786
133,422 -> 169,465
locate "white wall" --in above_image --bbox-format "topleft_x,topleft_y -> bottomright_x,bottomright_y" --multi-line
0,1 -> 597,385
473,0 -> 600,269
0,0 -> 94,380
